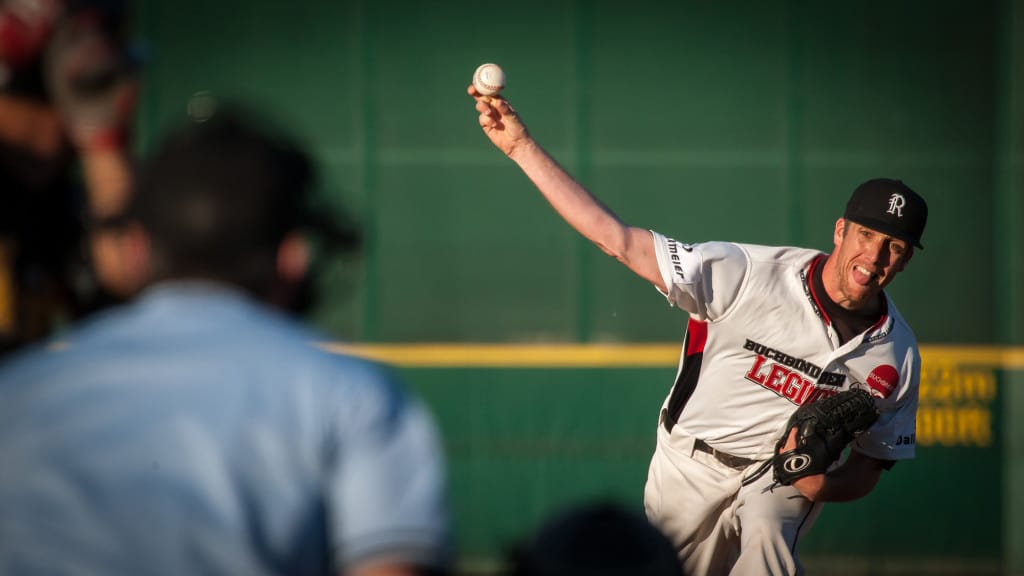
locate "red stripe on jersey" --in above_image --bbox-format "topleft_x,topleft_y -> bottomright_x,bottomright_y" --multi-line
662,318 -> 709,431
806,255 -> 831,326
686,318 -> 708,356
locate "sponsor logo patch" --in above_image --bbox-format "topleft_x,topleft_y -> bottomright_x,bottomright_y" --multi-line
866,365 -> 899,399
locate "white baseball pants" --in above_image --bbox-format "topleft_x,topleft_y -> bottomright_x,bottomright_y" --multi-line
643,420 -> 823,575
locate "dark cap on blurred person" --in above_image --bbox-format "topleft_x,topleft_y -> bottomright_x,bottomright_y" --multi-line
843,178 -> 927,249
129,105 -> 359,294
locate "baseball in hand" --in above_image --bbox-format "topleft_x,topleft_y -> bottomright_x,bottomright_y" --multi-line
472,63 -> 505,96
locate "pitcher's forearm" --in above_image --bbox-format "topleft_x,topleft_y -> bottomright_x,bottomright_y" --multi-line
510,140 -> 628,253
509,139 -> 662,289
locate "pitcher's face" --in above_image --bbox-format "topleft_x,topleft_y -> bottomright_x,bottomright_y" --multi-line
827,219 -> 913,310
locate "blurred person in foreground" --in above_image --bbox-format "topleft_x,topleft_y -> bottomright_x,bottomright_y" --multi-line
0,0 -> 139,353
0,106 -> 452,576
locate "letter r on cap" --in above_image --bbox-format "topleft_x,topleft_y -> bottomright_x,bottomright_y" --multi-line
887,193 -> 905,217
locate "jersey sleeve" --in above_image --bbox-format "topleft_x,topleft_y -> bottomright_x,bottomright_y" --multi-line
326,364 -> 452,571
650,232 -> 748,322
851,346 -> 921,462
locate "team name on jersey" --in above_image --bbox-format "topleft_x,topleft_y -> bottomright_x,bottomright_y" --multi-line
742,339 -> 846,405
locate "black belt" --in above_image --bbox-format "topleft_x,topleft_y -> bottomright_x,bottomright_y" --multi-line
694,438 -> 759,470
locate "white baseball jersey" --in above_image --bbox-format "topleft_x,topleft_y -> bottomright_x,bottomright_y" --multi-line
651,232 -> 920,462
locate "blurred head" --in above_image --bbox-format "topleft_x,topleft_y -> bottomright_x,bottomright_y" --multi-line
127,106 -> 357,304
508,502 -> 681,576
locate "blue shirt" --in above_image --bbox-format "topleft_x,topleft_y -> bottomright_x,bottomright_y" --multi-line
0,283 -> 451,575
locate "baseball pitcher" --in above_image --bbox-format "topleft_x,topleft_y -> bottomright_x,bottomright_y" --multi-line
468,80 -> 926,576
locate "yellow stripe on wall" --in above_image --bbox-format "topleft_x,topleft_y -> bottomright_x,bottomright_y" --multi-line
320,343 -> 681,368
920,345 -> 1024,369
321,343 -> 1024,370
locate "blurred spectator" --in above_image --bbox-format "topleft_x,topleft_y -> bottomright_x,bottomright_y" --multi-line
0,106 -> 452,576
0,0 -> 138,354
508,501 -> 682,576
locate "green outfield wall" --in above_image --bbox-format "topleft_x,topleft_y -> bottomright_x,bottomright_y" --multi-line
134,0 -> 1024,572
135,0 -> 1022,348
327,344 -> 1020,574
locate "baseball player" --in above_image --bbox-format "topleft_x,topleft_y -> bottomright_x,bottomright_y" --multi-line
469,85 -> 927,575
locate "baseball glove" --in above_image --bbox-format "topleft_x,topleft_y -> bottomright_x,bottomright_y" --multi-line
772,388 -> 880,485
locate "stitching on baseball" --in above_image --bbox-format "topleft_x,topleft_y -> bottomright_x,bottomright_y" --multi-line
474,67 -> 502,94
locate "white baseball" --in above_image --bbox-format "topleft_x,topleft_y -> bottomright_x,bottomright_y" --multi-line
473,63 -> 505,96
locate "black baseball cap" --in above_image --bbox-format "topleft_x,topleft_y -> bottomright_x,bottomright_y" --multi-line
843,178 -> 927,249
